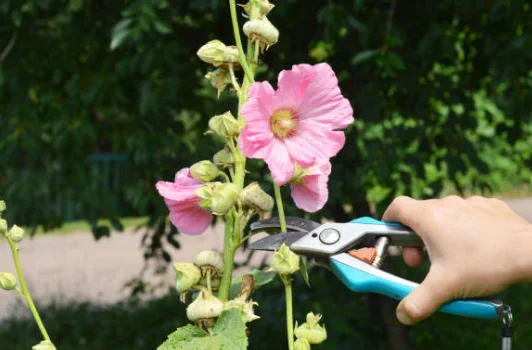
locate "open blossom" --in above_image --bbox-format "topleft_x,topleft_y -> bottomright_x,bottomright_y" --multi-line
155,168 -> 213,235
239,63 -> 353,185
290,160 -> 331,213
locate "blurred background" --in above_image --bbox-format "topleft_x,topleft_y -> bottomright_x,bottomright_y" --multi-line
0,0 -> 531,349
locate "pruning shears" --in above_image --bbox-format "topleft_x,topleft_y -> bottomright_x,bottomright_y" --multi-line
248,216 -> 514,347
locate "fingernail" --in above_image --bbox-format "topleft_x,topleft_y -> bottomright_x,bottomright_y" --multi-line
396,309 -> 413,325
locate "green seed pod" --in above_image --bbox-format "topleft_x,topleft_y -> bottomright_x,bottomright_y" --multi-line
294,312 -> 328,344
197,40 -> 239,67
173,263 -> 202,293
0,200 -> 6,212
190,160 -> 220,183
241,182 -> 274,212
186,288 -> 224,322
8,225 -> 24,243
0,272 -> 17,290
243,18 -> 279,50
0,219 -> 7,235
271,243 -> 300,275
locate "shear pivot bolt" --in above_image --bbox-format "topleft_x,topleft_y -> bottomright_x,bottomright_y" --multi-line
319,229 -> 340,245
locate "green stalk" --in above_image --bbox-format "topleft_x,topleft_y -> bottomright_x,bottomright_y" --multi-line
273,183 -> 287,232
282,275 -> 295,350
218,213 -> 236,301
7,236 -> 51,342
229,0 -> 254,82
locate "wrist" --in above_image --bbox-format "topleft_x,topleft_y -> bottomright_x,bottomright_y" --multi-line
513,224 -> 532,283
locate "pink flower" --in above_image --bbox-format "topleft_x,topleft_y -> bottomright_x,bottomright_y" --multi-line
290,160 -> 331,213
239,63 -> 353,185
155,168 -> 213,235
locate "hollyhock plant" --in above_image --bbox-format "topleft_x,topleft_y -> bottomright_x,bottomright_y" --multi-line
290,160 -> 331,213
239,63 -> 354,185
155,168 -> 213,235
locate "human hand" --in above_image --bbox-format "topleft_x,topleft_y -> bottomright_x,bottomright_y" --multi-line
382,195 -> 532,325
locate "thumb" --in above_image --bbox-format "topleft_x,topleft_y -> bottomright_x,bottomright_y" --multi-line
396,271 -> 452,325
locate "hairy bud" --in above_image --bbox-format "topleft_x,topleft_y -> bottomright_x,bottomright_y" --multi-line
224,296 -> 260,323
0,272 -> 17,291
243,18 -> 279,51
294,339 -> 311,350
213,149 -> 234,168
197,40 -> 239,67
271,243 -> 300,275
32,340 -> 56,350
208,111 -> 242,138
186,288 -> 224,322
190,161 -> 220,183
239,0 -> 275,18
8,225 -> 24,243
294,312 -> 327,344
173,263 -> 202,293
194,250 -> 224,276
241,182 -> 274,212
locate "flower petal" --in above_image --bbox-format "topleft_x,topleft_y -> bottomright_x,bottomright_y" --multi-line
264,139 -> 295,185
290,161 -> 331,213
296,63 -> 354,129
285,125 -> 346,166
241,81 -> 276,123
275,64 -> 317,110
155,180 -> 199,202
166,198 -> 213,235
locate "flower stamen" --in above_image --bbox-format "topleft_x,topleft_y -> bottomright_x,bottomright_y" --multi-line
270,109 -> 296,138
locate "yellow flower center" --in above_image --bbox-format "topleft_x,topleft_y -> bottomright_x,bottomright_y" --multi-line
270,109 -> 297,138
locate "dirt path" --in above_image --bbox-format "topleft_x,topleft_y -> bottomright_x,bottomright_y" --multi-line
0,198 -> 530,321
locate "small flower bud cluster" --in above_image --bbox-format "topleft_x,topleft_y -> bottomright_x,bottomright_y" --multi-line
197,40 -> 239,68
0,272 -> 17,291
208,111 -> 243,139
294,312 -> 328,345
186,288 -> 224,323
173,250 -> 224,302
196,182 -> 240,216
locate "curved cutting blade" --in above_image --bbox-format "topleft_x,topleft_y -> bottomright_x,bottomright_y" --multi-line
250,217 -> 320,233
247,231 -> 307,251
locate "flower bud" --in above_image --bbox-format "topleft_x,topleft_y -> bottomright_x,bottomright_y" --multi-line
241,182 -> 274,212
240,0 -> 275,18
0,200 -> 6,212
294,339 -> 311,350
196,183 -> 240,215
173,263 -> 202,293
197,40 -> 239,67
194,250 -> 224,276
213,149 -> 234,168
271,243 -> 300,275
0,272 -> 17,290
186,288 -> 224,322
190,161 -> 220,183
224,296 -> 260,323
8,225 -> 24,243
32,340 -> 56,350
206,69 -> 232,98
0,219 -> 7,235
243,18 -> 279,51
208,112 -> 241,138
294,312 -> 327,344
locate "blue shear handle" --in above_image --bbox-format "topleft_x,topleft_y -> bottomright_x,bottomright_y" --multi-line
331,255 -> 498,319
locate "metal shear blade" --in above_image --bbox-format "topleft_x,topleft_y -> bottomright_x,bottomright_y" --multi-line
248,231 -> 307,251
250,216 -> 320,233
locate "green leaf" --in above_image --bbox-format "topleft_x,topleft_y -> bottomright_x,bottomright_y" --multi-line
351,49 -> 380,65
157,325 -> 207,349
110,30 -> 130,50
154,21 -> 173,34
300,256 -> 310,287
230,269 -> 277,299
158,309 -> 248,350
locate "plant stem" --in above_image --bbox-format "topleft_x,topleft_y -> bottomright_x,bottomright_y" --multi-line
282,275 -> 295,350
273,183 -> 287,232
6,237 -> 51,342
228,64 -> 241,94
218,213 -> 236,301
206,270 -> 212,293
229,0 -> 254,83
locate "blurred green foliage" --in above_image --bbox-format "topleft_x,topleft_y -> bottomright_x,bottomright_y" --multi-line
1,256 -> 531,349
0,1 -> 531,347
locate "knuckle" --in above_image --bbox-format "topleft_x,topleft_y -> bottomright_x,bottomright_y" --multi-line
443,195 -> 463,203
466,195 -> 484,202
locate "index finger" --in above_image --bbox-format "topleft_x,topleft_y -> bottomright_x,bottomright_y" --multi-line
382,196 -> 423,231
